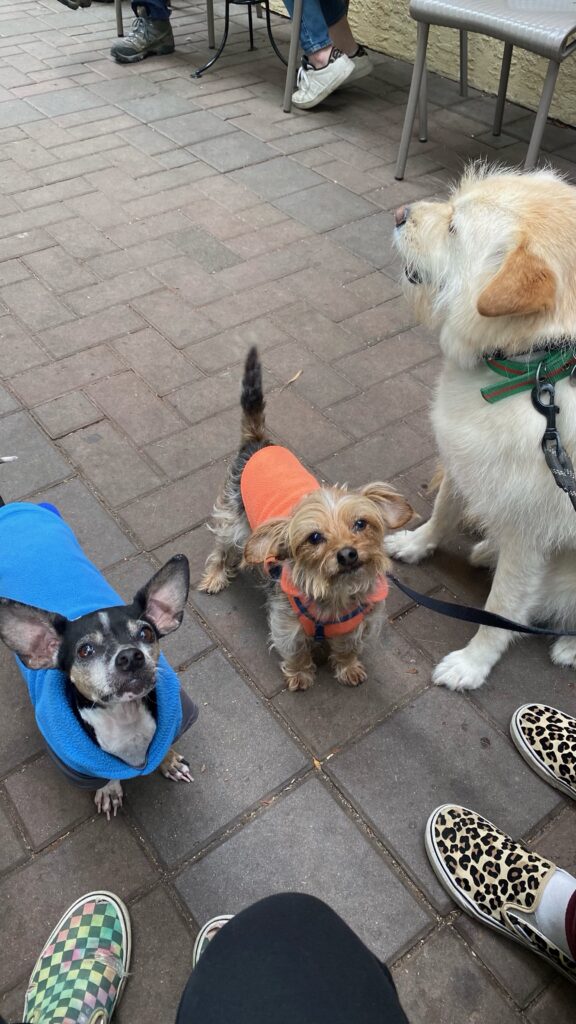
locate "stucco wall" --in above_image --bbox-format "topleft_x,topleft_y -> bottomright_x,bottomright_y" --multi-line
275,1 -> 576,127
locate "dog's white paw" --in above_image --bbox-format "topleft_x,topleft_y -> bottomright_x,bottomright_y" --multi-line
161,749 -> 194,783
469,540 -> 497,569
550,636 -> 576,668
95,780 -> 123,820
432,649 -> 489,691
384,528 -> 435,564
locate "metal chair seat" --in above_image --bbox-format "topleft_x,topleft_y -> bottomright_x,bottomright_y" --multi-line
396,0 -> 576,179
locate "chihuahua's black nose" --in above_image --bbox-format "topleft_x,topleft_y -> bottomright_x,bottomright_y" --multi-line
115,647 -> 145,673
337,546 -> 359,567
394,204 -> 410,228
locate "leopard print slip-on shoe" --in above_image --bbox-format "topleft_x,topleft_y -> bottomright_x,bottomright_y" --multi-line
511,704 -> 576,801
425,804 -> 576,984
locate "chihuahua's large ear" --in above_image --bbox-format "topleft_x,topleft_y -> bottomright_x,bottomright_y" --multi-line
477,243 -> 556,318
134,555 -> 190,636
243,518 -> 290,566
0,599 -> 66,669
359,483 -> 414,530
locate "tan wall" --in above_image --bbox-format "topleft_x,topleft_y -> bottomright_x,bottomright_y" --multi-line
275,0 -> 576,126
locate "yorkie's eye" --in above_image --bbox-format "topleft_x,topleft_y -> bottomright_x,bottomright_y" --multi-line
77,642 -> 95,660
138,624 -> 155,644
307,531 -> 325,546
352,519 -> 367,532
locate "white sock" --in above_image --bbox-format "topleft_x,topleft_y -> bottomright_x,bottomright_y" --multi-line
516,868 -> 576,958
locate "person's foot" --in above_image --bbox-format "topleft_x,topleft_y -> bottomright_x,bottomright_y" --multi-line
347,45 -> 373,82
111,7 -> 175,63
292,48 -> 354,110
56,0 -> 92,8
192,915 -> 233,968
426,804 -> 576,982
23,891 -> 131,1023
511,704 -> 576,800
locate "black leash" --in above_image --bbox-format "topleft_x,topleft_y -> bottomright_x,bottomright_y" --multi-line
387,573 -> 576,638
532,366 -> 576,511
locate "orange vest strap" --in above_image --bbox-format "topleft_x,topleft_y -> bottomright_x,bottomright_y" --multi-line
279,566 -> 388,640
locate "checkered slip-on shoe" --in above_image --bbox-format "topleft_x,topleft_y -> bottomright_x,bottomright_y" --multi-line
23,891 -> 131,1024
511,704 -> 576,801
426,805 -> 576,984
192,916 -> 233,969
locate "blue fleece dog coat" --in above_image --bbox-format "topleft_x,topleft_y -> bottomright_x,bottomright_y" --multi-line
0,502 -> 184,780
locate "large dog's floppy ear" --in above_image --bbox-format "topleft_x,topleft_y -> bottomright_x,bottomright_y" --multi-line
134,555 -> 190,636
477,243 -> 556,318
0,599 -> 66,669
243,518 -> 290,566
359,483 -> 414,530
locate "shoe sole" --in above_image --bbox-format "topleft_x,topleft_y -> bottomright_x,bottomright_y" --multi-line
23,891 -> 132,1019
112,44 -> 175,64
425,806 -> 576,984
292,63 -> 354,110
347,61 -> 373,85
510,706 -> 576,802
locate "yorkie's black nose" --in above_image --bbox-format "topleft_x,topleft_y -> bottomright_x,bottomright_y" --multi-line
337,546 -> 359,568
115,647 -> 145,673
395,204 -> 410,227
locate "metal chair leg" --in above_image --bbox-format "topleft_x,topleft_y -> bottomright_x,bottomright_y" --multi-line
265,0 -> 287,67
248,1 -> 254,50
525,59 -> 560,170
459,29 -> 468,97
418,65 -> 427,142
283,0 -> 302,113
192,0 -> 231,77
115,0 -> 123,37
206,0 -> 215,48
256,2 -> 263,18
493,42 -> 512,136
395,21 -> 429,180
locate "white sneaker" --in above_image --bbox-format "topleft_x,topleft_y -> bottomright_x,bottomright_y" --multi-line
292,48 -> 354,110
348,45 -> 373,82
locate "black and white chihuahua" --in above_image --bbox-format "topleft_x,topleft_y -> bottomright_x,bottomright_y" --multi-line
0,458 -> 195,818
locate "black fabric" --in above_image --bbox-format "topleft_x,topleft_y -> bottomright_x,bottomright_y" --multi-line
176,893 -> 409,1024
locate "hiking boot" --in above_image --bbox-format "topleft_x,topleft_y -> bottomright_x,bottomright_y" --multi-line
56,0 -> 92,8
111,8 -> 175,64
292,48 -> 354,110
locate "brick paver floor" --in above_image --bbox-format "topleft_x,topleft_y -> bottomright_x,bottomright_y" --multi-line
1,2 -> 575,1021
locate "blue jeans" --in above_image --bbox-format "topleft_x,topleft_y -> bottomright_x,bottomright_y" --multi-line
132,0 -> 171,19
283,0 -> 347,54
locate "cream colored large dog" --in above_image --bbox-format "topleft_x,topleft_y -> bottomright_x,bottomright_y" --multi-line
388,165 -> 576,691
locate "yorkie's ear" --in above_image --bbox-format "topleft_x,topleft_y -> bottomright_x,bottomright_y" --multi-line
358,483 -> 414,529
243,518 -> 290,566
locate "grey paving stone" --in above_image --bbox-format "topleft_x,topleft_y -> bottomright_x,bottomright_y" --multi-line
176,777 -> 431,961
9,345 -> 125,407
30,477 -> 136,569
326,373 -> 431,438
167,369 -> 239,424
0,817 -> 158,993
273,623 -> 430,757
117,92 -> 197,122
154,111 -> 237,146
59,420 -> 163,506
169,225 -> 244,272
0,277 -> 74,332
327,686 -> 562,911
0,410 -> 71,501
149,407 -> 239,479
0,316 -> 47,381
0,383 -> 19,416
155,524 -> 216,589
104,553 -> 213,669
87,371 -> 184,446
0,643 -> 43,778
113,329 -> 202,396
260,340 -> 358,408
4,754 -> 93,852
119,462 -> 228,549
264,388 -> 351,463
33,391 -> 102,439
0,99 -> 43,128
231,155 -> 325,200
455,912 -> 552,1008
527,978 -> 576,1024
318,419 -> 435,485
274,182 -> 377,232
0,797 -> 27,874
116,887 -> 194,1024
132,290 -> 218,348
189,133 -> 279,171
392,927 -> 521,1024
187,316 -> 292,373
27,87 -> 104,117
127,650 -> 307,865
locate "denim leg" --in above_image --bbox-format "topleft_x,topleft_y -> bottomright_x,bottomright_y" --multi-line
282,0 -> 330,53
132,0 -> 171,19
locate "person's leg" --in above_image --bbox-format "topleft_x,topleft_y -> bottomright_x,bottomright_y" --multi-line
176,892 -> 409,1024
283,0 -> 332,65
131,0 -> 170,19
112,0 -> 174,62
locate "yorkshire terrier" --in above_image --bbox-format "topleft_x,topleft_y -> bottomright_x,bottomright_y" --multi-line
199,348 -> 413,691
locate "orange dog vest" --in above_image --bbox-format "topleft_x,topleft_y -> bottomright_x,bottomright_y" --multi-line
241,446 -> 389,640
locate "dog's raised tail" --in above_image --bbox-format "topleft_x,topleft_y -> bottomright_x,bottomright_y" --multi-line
241,346 -> 266,444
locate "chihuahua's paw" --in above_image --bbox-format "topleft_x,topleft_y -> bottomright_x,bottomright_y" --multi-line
161,748 -> 194,783
198,566 -> 233,594
432,649 -> 489,691
335,660 -> 367,687
384,527 -> 436,564
95,780 -> 123,821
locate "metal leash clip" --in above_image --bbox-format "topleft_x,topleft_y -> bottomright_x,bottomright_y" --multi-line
531,363 -> 576,509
